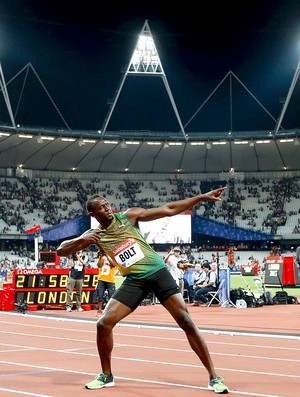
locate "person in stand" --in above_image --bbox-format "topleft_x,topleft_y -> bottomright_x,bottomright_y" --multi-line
56,187 -> 229,394
210,262 -> 219,280
95,251 -> 116,316
66,250 -> 88,312
227,247 -> 235,270
190,262 -> 206,301
192,262 -> 218,306
178,259 -> 195,301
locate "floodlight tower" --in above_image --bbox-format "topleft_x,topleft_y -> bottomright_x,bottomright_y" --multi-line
100,20 -> 187,140
274,57 -> 300,135
0,63 -> 16,127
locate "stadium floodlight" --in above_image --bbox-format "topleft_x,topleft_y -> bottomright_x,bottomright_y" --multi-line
100,20 -> 186,140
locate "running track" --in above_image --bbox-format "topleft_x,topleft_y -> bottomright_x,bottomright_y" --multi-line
0,303 -> 299,397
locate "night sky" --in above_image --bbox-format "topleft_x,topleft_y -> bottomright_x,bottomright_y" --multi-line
0,0 -> 300,134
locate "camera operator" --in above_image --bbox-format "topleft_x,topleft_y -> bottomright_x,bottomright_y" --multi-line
66,250 -> 88,312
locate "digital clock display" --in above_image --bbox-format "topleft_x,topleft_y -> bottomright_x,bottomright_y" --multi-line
15,274 -> 69,288
39,251 -> 60,266
40,253 -> 57,262
13,269 -> 99,306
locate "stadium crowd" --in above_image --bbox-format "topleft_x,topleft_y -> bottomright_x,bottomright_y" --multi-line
0,174 -> 300,235
0,173 -> 299,273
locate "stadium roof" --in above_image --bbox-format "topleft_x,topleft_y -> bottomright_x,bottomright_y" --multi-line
0,12 -> 300,175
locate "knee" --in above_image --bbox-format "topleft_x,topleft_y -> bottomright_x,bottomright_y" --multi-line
96,317 -> 113,335
96,319 -> 107,335
177,312 -> 195,331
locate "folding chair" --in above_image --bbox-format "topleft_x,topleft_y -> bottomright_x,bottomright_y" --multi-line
182,287 -> 190,303
253,276 -> 264,298
206,279 -> 225,307
253,276 -> 274,304
180,279 -> 190,302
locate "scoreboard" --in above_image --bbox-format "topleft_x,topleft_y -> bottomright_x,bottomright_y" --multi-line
39,251 -> 60,266
13,268 -> 99,306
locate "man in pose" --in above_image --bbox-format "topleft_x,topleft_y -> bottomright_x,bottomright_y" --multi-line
57,186 -> 229,394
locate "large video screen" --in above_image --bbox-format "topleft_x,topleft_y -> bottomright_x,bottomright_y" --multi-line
91,214 -> 192,244
138,214 -> 191,244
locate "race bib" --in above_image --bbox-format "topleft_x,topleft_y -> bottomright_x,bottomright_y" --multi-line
74,264 -> 83,271
112,238 -> 144,268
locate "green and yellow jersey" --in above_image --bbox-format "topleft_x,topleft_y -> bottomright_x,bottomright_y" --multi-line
94,212 -> 165,279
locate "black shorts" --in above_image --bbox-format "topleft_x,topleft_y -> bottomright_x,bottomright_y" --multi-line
113,267 -> 180,311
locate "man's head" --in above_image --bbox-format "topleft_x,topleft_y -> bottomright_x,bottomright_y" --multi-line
87,194 -> 114,226
202,263 -> 211,272
173,246 -> 181,255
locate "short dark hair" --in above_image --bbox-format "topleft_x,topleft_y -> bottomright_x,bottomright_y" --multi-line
203,263 -> 211,270
86,194 -> 106,212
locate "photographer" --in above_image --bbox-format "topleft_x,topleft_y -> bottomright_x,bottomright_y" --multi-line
66,250 -> 88,312
163,247 -> 182,286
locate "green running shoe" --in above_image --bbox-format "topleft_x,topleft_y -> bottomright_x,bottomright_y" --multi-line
208,376 -> 229,393
85,373 -> 115,389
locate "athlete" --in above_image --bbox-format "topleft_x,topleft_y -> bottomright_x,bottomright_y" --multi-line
56,187 -> 229,394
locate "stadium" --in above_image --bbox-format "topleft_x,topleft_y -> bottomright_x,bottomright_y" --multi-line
0,6 -> 300,397
0,19 -> 299,254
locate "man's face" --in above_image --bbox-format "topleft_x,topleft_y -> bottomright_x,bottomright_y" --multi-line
89,198 -> 114,225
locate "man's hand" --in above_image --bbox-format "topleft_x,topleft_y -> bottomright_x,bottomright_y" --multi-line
202,186 -> 226,202
57,231 -> 100,257
81,232 -> 100,245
